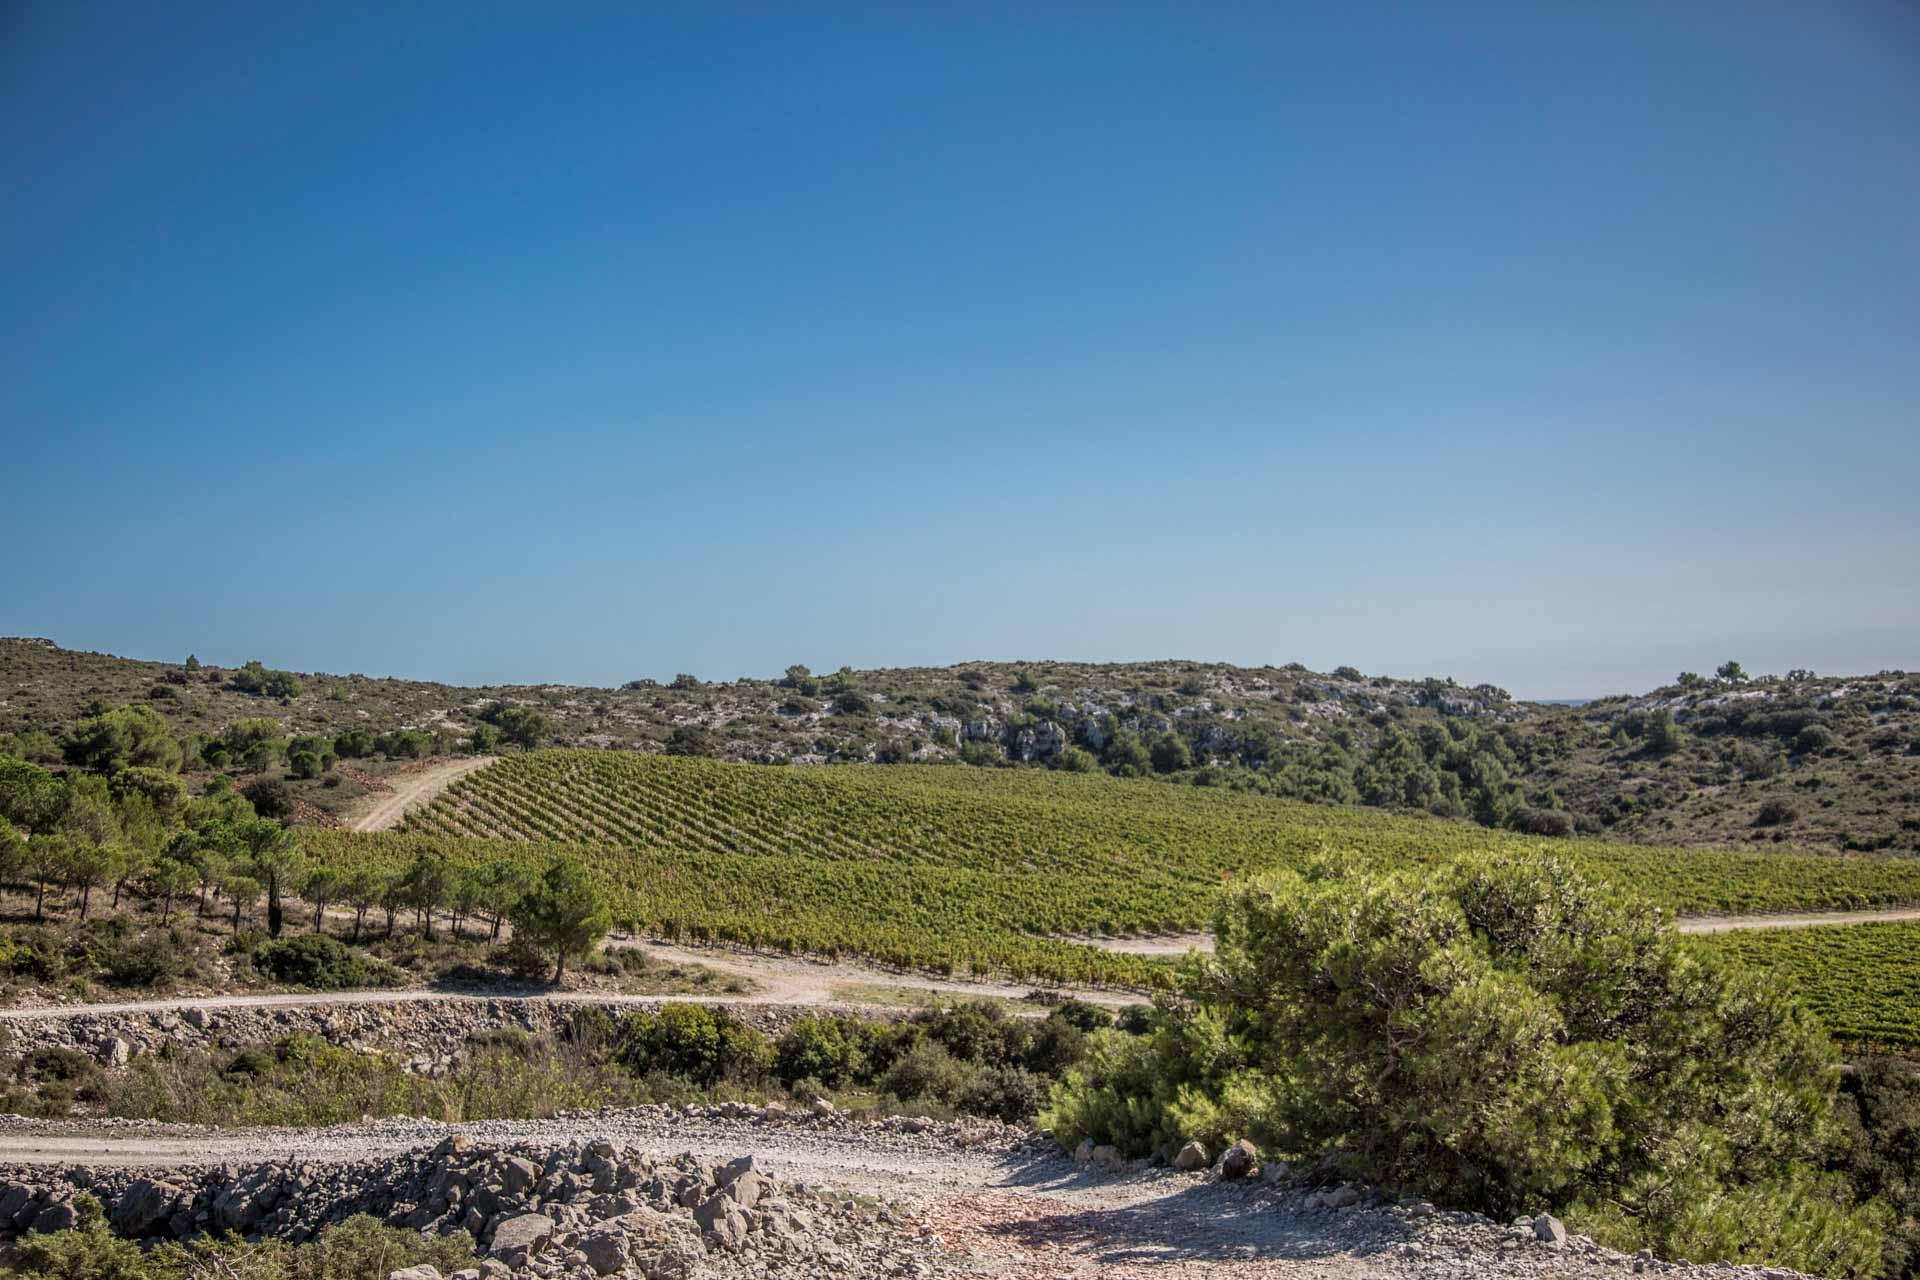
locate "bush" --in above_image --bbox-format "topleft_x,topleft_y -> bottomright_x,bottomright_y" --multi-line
1796,725 -> 1838,755
615,1005 -> 771,1086
252,935 -> 402,991
101,930 -> 193,989
1043,854 -> 1888,1276
956,1063 -> 1046,1123
775,1016 -> 870,1088
878,1039 -> 975,1105
242,777 -> 293,818
1508,806 -> 1575,837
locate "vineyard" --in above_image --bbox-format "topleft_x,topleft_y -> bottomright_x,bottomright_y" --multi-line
293,751 -> 1920,993
1706,922 -> 1920,1050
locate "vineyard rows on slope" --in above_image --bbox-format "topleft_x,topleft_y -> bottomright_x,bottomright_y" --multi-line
287,752 -> 1920,998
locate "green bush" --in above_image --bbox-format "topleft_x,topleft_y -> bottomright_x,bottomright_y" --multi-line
775,1016 -> 870,1088
877,1039 -> 974,1105
615,1005 -> 772,1086
101,930 -> 193,990
252,935 -> 401,991
955,1063 -> 1046,1123
1043,853 -> 1889,1277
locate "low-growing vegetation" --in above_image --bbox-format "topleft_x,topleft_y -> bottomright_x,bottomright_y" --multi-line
0,999 -> 1135,1131
1041,853 -> 1899,1278
2,1199 -> 474,1280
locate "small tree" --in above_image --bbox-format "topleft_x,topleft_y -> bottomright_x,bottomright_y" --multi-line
494,706 -> 551,751
303,866 -> 345,934
145,856 -> 198,926
510,858 -> 612,984
341,867 -> 389,943
222,871 -> 262,932
240,819 -> 303,937
1717,660 -> 1749,684
64,703 -> 182,773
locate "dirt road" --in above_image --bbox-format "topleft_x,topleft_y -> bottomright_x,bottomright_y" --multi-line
348,756 -> 495,832
1075,904 -> 1920,956
0,1112 -> 1663,1279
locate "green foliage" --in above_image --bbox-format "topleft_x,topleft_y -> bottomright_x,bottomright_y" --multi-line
63,704 -> 182,774
252,934 -> 402,990
483,703 -> 552,751
229,660 -> 301,699
8,1195 -> 147,1280
304,750 -> 1920,990
616,1004 -> 772,1085
1045,854 -> 1887,1277
100,929 -> 195,989
508,857 -> 611,982
775,1016 -> 871,1088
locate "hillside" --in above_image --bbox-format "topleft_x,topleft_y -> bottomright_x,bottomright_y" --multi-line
294,751 -> 1920,1014
4,638 -> 1915,853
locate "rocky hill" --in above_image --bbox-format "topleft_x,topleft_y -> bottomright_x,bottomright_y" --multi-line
3,638 -> 1914,853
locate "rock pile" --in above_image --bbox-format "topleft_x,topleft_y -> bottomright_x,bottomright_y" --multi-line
8,997 -> 863,1074
0,1137 -> 955,1279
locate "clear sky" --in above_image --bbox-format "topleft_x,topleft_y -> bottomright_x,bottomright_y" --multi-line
3,2 -> 1915,699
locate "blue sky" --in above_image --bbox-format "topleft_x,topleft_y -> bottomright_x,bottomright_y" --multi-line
3,2 -> 1915,698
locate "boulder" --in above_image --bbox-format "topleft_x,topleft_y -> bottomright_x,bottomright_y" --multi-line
0,1185 -> 37,1225
488,1211 -> 555,1260
110,1178 -> 181,1236
1071,1139 -> 1095,1165
30,1201 -> 77,1234
387,1268 -> 442,1280
1218,1138 -> 1259,1180
1320,1184 -> 1363,1209
721,1168 -> 768,1209
692,1194 -> 748,1249
1534,1213 -> 1568,1249
579,1229 -> 627,1275
500,1157 -> 539,1196
1172,1141 -> 1209,1172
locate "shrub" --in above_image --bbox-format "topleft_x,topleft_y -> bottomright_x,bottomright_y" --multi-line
252,935 -> 402,990
1796,725 -> 1838,755
616,1005 -> 771,1086
775,1016 -> 870,1088
1756,799 -> 1798,827
242,777 -> 293,818
878,1039 -> 975,1105
956,1063 -> 1046,1123
1508,806 -> 1575,837
9,1195 -> 147,1279
101,930 -> 193,989
1044,854 -> 1888,1276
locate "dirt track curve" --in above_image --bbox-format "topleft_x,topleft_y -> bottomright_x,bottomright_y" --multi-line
348,755 -> 495,832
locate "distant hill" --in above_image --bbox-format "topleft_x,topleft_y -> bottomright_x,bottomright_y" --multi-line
2,638 -> 1914,854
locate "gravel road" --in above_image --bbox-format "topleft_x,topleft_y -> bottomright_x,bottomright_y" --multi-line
348,755 -> 496,832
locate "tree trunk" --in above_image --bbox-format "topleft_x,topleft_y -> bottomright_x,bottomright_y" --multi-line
351,908 -> 364,944
80,884 -> 92,920
34,879 -> 46,923
552,952 -> 565,985
267,877 -> 283,937
233,898 -> 243,931
160,894 -> 172,926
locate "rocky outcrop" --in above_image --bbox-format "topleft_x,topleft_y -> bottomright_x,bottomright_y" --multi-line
0,1136 -> 949,1279
6,997 -> 870,1075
